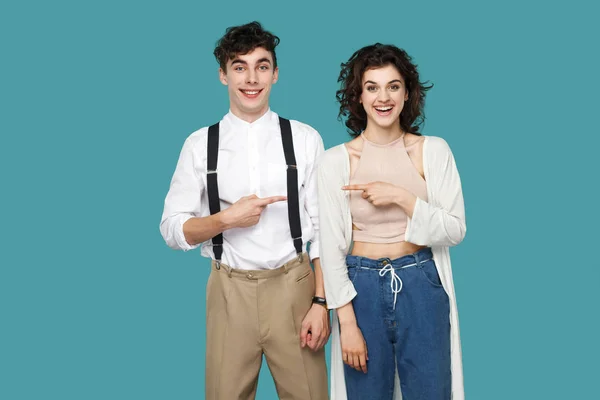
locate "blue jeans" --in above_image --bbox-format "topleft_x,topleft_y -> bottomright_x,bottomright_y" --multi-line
344,248 -> 451,400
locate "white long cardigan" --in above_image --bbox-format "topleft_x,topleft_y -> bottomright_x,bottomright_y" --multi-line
317,136 -> 466,400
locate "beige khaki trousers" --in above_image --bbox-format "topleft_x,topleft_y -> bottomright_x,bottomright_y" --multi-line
205,253 -> 329,400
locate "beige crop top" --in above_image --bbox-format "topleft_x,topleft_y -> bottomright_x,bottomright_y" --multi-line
349,133 -> 428,243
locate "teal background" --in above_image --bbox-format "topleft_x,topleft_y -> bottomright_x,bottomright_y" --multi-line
1,0 -> 598,399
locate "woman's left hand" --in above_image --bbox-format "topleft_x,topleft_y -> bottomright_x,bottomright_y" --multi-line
342,182 -> 405,207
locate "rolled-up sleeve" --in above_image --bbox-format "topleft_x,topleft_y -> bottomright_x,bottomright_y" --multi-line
159,135 -> 204,251
317,150 -> 357,309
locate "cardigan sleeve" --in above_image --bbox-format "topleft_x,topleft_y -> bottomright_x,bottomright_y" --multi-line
317,149 -> 357,309
405,137 -> 466,247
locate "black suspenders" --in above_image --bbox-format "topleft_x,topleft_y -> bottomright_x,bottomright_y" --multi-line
278,117 -> 303,260
206,123 -> 223,264
206,117 -> 303,268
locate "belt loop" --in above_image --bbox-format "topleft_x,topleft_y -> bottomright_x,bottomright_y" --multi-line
414,250 -> 422,269
283,262 -> 289,274
227,265 -> 233,278
357,257 -> 362,268
297,252 -> 304,264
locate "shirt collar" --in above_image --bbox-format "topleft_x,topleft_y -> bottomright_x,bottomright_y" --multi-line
224,108 -> 277,129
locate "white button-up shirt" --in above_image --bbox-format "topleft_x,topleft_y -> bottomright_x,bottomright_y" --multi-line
160,109 -> 324,270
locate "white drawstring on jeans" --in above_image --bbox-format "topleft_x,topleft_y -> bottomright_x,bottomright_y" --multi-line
379,264 -> 403,309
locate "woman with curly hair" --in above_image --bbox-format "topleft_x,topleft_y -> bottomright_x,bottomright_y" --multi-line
318,43 -> 466,399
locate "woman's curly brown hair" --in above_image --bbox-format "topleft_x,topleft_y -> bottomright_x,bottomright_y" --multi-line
336,43 -> 433,136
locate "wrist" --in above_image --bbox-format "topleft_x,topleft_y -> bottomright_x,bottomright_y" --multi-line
336,303 -> 357,326
339,319 -> 358,328
394,186 -> 408,207
219,209 -> 235,230
312,296 -> 328,309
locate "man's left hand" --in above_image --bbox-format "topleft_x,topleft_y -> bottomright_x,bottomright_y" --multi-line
300,304 -> 330,351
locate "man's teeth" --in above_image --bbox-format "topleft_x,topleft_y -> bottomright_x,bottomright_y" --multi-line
243,90 -> 260,95
375,106 -> 393,111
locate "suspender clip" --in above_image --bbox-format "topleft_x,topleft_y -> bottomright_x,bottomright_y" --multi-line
292,237 -> 304,263
213,243 -> 223,270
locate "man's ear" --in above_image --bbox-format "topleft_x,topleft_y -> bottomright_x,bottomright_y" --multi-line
219,68 -> 227,86
272,67 -> 279,84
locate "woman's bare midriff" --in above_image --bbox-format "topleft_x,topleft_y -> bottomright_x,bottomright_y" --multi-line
351,238 -> 425,260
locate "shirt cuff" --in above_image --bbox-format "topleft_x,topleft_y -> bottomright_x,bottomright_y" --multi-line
176,214 -> 201,251
308,240 -> 320,261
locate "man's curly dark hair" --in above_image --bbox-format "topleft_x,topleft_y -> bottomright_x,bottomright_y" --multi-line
213,21 -> 280,70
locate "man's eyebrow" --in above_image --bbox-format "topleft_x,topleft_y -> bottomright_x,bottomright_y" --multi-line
230,58 -> 272,66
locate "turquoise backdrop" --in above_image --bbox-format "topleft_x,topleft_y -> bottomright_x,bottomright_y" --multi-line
1,0 -> 598,399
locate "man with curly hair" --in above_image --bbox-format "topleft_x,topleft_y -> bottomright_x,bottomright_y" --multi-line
159,21 -> 329,400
